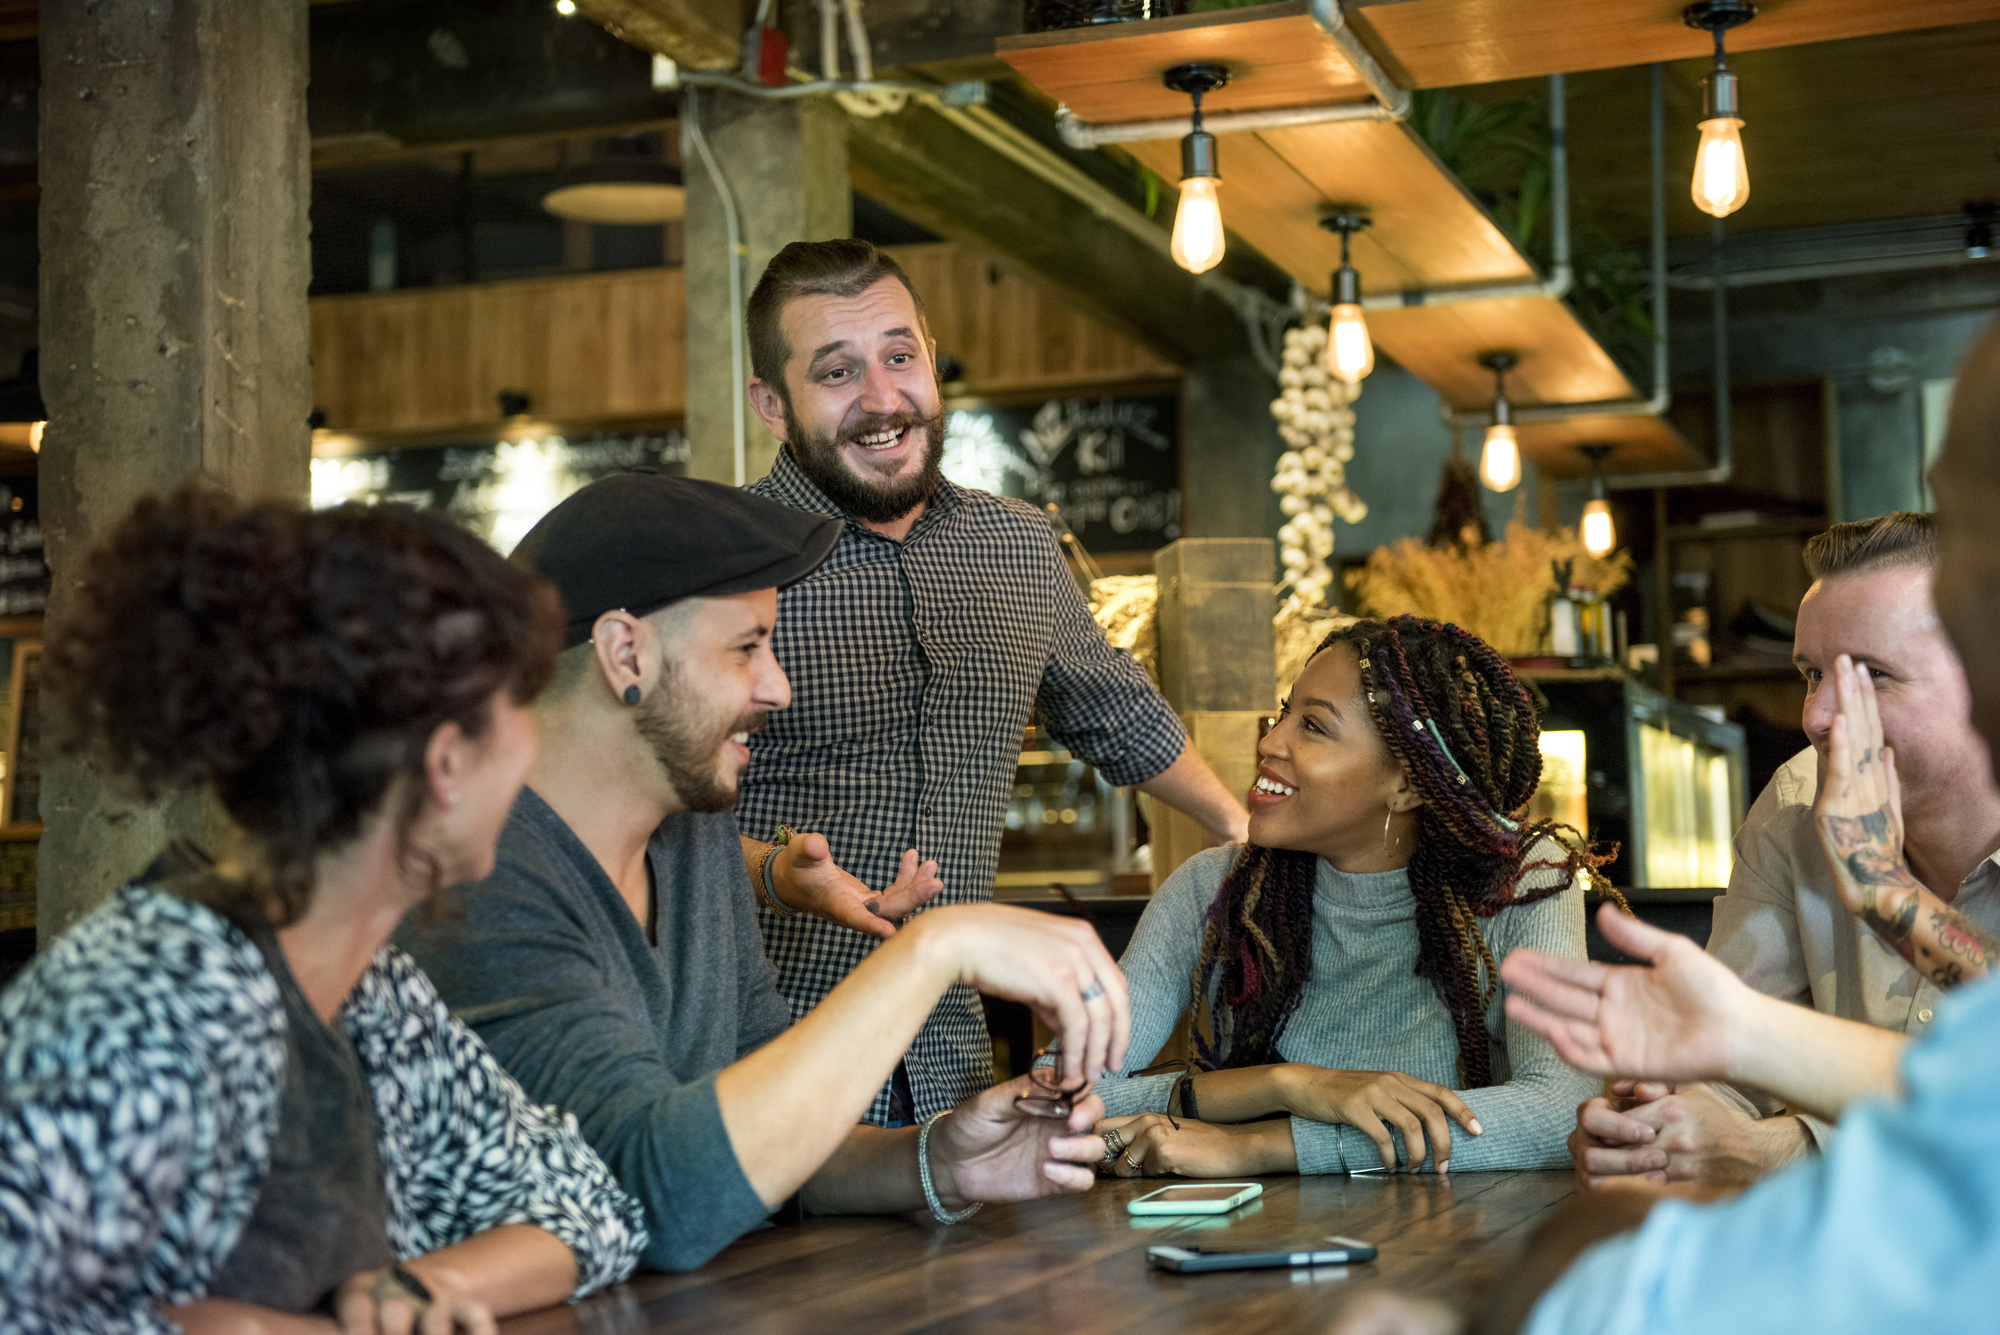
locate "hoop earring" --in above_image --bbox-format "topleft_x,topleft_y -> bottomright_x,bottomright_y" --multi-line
1383,807 -> 1393,850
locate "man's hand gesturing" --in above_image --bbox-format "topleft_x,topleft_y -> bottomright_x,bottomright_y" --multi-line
776,836 -> 944,940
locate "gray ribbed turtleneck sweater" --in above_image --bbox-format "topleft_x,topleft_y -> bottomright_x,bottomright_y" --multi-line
1096,842 -> 1594,1173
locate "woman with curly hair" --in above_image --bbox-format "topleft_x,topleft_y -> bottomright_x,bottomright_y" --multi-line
0,485 -> 644,1334
1091,615 -> 1613,1178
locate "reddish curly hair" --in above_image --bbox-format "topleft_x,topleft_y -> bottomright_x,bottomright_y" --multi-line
44,482 -> 562,924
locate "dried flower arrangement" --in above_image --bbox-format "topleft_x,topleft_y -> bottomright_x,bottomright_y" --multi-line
1088,574 -> 1160,684
1344,521 -> 1633,658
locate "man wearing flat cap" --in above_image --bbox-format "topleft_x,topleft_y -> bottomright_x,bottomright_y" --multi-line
401,472 -> 1131,1274
738,239 -> 1250,1127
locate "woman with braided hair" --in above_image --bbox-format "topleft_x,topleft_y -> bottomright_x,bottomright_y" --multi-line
1088,615 -> 1612,1178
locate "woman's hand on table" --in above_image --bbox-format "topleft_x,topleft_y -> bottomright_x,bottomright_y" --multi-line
1092,1112 -> 1293,1178
1275,1065 -> 1481,1172
334,1266 -> 497,1335
1325,1291 -> 1465,1335
930,1079 -> 1109,1204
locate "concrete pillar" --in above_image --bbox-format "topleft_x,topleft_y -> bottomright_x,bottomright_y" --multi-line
37,0 -> 312,940
681,92 -> 850,485
1181,351 -> 1285,541
1147,537 -> 1275,885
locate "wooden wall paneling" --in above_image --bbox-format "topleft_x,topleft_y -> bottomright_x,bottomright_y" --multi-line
1516,413 -> 1704,477
1665,380 -> 1829,508
1349,0 -> 2000,90
996,3 -> 1372,125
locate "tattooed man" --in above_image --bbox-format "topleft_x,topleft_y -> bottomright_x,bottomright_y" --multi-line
1568,511 -> 2000,1191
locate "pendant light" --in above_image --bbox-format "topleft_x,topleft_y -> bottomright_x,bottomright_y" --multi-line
1477,352 -> 1521,493
1165,63 -> 1230,275
1579,444 -> 1617,557
1319,211 -> 1375,384
1683,1 -> 1757,220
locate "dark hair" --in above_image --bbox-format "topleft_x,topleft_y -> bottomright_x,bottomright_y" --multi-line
746,239 -> 929,395
1190,616 -> 1615,1086
1803,511 -> 1936,581
44,483 -> 562,924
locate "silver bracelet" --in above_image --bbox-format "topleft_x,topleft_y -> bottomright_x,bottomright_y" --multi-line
918,1110 -> 982,1225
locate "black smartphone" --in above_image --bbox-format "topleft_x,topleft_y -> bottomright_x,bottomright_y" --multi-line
1145,1235 -> 1378,1273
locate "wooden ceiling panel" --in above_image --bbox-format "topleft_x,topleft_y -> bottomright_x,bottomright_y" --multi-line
1369,296 -> 1637,408
997,2 -> 1372,123
1349,0 -> 2000,89
1515,413 -> 1702,475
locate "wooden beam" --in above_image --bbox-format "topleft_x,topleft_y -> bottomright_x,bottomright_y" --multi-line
574,0 -> 740,71
1350,0 -> 2000,90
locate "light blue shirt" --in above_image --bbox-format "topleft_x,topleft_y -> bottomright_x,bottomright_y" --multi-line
1527,971 -> 2000,1334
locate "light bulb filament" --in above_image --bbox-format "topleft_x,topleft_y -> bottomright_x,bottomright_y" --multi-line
1692,117 -> 1749,219
1171,176 -> 1225,275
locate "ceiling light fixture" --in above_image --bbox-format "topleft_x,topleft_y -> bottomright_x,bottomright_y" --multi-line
1164,62 -> 1229,275
1683,0 -> 1756,219
542,159 -> 686,225
1478,352 -> 1521,493
1319,211 -> 1375,385
1579,444 -> 1616,557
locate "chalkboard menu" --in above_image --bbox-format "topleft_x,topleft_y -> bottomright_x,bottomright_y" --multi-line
0,478 -> 47,618
311,426 -> 690,553
941,392 -> 1180,554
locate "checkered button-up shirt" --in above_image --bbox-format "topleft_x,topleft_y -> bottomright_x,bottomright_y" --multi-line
742,449 -> 1187,1123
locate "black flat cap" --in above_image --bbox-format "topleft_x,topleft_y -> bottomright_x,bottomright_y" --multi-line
512,472 -> 842,647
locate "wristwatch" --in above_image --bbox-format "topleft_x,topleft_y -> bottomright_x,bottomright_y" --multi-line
755,825 -> 801,917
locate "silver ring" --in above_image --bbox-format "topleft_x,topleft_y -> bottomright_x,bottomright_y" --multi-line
1101,1129 -> 1126,1157
1080,980 -> 1104,1002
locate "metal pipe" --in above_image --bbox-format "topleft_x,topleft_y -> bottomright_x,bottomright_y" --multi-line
683,89 -> 749,486
1670,248 -> 1994,289
1448,63 -> 1673,434
1305,0 -> 1411,120
1055,99 -> 1396,150
1549,72 -> 1572,299
674,69 -> 939,100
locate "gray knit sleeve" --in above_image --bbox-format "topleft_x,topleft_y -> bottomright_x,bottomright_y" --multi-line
1091,846 -> 1240,1118
1289,845 -> 1596,1174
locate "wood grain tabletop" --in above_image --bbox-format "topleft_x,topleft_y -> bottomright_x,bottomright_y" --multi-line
502,1170 -> 1576,1334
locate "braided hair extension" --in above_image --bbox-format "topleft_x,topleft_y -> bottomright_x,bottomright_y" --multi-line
1189,615 -> 1618,1084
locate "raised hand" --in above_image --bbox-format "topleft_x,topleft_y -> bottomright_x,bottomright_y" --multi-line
1501,904 -> 1749,1084
918,904 -> 1130,1086
1816,654 -> 1996,989
776,836 -> 944,940
930,1081 -> 1110,1202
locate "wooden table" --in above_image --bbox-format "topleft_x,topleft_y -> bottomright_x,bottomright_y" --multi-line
503,1171 -> 1575,1333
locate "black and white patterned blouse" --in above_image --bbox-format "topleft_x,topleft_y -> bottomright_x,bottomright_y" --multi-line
743,450 -> 1187,1123
0,884 -> 647,1334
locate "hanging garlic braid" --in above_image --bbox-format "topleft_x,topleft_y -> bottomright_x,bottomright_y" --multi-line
1190,615 -> 1617,1086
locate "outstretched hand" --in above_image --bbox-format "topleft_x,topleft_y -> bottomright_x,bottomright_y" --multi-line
778,836 -> 944,940
1501,903 -> 1751,1085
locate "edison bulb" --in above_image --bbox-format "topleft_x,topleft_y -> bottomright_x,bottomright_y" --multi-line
1326,303 -> 1374,384
1480,424 -> 1521,492
1691,117 -> 1749,219
1171,176 -> 1225,275
1581,497 -> 1616,557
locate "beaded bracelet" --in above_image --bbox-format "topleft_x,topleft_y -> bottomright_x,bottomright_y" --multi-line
755,826 -> 801,917
918,1110 -> 983,1225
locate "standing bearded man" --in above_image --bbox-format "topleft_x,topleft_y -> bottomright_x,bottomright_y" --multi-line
737,239 -> 1249,1125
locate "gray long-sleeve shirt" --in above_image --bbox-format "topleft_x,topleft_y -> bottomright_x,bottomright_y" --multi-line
397,788 -> 791,1272
1097,843 -> 1594,1172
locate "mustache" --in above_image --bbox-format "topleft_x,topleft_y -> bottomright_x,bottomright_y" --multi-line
835,411 -> 934,447
729,711 -> 770,737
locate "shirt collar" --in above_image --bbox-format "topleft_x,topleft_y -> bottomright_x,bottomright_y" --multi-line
761,446 -> 960,542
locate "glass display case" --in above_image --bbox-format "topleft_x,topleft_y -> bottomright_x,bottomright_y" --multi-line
1522,671 -> 1747,900
995,724 -> 1146,893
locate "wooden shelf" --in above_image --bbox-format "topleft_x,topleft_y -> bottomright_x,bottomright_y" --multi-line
1676,661 -> 1800,683
1349,0 -> 2000,90
999,5 -> 1704,474
1665,517 -> 1829,542
996,2 -> 1371,124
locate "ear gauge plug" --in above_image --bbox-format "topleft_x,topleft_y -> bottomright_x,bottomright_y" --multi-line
623,685 -> 642,706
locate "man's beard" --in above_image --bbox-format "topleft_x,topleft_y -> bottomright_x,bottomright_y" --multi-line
633,654 -> 766,814
784,402 -> 947,524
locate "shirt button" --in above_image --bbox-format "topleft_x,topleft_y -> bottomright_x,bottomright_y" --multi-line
922,804 -> 934,815
1918,1007 -> 1934,1024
